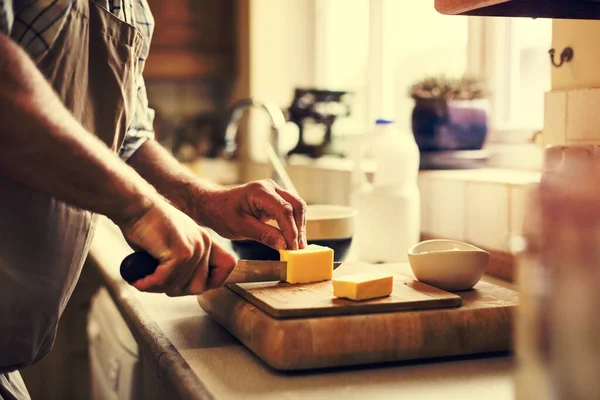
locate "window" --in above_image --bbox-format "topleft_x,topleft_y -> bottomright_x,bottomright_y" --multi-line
474,17 -> 552,143
316,0 -> 552,155
314,0 -> 370,136
316,0 -> 469,136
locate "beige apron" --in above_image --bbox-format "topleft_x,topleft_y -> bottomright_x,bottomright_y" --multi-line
0,0 -> 143,376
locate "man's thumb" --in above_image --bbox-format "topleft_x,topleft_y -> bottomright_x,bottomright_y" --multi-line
206,242 -> 237,290
244,218 -> 287,250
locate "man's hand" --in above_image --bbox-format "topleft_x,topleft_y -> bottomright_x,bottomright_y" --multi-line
117,199 -> 237,296
188,179 -> 308,251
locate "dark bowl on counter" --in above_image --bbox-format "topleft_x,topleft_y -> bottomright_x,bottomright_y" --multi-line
231,205 -> 356,262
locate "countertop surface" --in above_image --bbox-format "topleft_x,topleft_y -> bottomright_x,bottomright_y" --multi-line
89,217 -> 515,400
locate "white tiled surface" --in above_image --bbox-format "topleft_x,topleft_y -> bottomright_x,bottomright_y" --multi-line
419,173 -> 537,252
287,166 -> 307,197
510,185 -> 531,237
418,169 -> 540,186
543,87 -> 600,146
305,169 -> 328,205
543,91 -> 567,146
465,182 -> 510,251
417,175 -> 432,234
327,170 -> 351,206
567,88 -> 600,142
428,179 -> 467,241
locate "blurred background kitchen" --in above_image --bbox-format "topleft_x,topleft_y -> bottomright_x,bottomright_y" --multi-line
21,0 -> 565,398
145,0 -> 550,184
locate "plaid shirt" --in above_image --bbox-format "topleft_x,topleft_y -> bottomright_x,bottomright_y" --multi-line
0,0 -> 155,160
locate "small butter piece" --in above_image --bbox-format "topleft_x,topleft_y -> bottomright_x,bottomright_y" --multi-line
279,244 -> 334,284
332,272 -> 393,301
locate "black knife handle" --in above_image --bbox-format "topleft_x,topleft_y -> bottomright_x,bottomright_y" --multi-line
120,251 -> 159,284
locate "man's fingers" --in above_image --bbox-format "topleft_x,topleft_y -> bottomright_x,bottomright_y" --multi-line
167,244 -> 207,297
132,261 -> 175,292
132,237 -> 209,296
276,188 -> 307,248
132,258 -> 197,295
255,189 -> 298,250
205,242 -> 237,290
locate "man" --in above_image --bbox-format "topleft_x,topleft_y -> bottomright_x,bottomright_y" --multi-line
0,1 -> 306,398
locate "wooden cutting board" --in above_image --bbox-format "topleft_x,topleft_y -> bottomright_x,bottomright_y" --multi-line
227,263 -> 462,318
198,263 -> 518,371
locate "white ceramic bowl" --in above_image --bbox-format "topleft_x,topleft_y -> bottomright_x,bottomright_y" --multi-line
407,239 -> 490,291
265,204 -> 356,240
305,204 -> 356,241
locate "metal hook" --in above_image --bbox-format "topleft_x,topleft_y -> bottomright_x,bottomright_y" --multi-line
549,47 -> 574,68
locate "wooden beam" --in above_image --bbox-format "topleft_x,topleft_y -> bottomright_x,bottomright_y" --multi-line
436,0 -> 600,19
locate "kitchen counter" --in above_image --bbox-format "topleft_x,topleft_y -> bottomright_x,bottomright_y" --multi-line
89,217 -> 515,400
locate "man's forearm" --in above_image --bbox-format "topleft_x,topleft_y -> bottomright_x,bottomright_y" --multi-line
126,139 -> 221,225
0,33 -> 158,223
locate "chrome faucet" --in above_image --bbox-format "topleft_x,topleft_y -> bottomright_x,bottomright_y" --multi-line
223,98 -> 288,183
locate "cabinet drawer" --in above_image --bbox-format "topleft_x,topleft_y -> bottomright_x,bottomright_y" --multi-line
552,19 -> 600,90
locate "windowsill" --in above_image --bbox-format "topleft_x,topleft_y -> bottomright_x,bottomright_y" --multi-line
418,167 -> 540,186
484,142 -> 543,171
239,151 -> 541,188
288,149 -> 542,184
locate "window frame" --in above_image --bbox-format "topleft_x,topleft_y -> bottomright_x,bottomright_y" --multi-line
470,17 -> 550,145
469,16 -> 548,170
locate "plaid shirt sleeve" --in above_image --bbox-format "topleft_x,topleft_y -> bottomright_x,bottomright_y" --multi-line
3,0 -> 74,60
0,1 -> 14,35
118,0 -> 155,161
0,0 -> 156,162
118,75 -> 155,161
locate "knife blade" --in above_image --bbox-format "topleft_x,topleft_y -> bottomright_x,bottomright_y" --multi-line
120,251 -> 342,284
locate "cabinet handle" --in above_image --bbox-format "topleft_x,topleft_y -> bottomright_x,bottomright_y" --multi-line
549,47 -> 574,68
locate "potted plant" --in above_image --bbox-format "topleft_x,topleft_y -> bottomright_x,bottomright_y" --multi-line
409,75 -> 489,152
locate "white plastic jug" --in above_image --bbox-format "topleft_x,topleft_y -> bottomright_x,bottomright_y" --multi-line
350,119 -> 421,263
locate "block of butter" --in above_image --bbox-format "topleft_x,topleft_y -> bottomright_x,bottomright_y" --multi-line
332,272 -> 394,301
279,244 -> 334,284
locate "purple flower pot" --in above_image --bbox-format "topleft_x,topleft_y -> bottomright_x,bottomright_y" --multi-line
411,98 -> 489,152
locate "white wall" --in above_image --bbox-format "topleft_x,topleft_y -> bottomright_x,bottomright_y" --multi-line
552,20 -> 600,90
246,0 -> 317,162
386,1 -> 469,132
249,0 -> 316,104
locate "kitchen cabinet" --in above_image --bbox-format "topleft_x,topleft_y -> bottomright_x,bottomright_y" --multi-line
435,0 -> 600,19
143,0 -> 236,79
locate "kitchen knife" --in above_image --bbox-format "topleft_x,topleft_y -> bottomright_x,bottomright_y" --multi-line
120,251 -> 342,284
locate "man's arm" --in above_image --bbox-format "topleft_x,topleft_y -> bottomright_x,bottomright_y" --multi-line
0,33 -> 155,223
0,33 -> 237,295
127,139 -> 307,250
